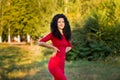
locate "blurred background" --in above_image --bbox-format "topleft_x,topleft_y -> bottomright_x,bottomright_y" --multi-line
0,0 -> 120,80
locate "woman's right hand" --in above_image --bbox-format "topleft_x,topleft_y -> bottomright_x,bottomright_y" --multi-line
51,46 -> 60,57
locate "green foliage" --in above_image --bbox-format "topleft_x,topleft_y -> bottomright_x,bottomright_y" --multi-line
1,0 -> 41,39
67,14 -> 112,61
1,0 -> 120,61
67,0 -> 120,61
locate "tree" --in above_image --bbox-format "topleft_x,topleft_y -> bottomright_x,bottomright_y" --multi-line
0,0 -> 2,42
1,0 -> 41,43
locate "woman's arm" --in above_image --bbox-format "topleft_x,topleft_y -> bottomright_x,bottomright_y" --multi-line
38,33 -> 60,56
39,42 -> 60,56
38,33 -> 59,50
66,40 -> 72,53
39,42 -> 55,49
39,42 -> 60,51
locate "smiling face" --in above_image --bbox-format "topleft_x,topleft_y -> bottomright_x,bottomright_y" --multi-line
57,18 -> 65,30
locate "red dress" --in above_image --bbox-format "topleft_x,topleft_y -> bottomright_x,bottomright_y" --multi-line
39,32 -> 72,80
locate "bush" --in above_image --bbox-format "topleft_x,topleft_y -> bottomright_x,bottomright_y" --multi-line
67,11 -> 120,61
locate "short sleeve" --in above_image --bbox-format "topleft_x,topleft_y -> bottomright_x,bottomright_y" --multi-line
68,41 -> 72,48
39,33 -> 52,42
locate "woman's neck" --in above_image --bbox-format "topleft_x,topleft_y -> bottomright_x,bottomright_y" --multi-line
58,29 -> 63,35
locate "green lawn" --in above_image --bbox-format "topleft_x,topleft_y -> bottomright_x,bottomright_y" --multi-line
0,44 -> 120,80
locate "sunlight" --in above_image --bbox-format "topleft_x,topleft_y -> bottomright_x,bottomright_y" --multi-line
8,70 -> 27,78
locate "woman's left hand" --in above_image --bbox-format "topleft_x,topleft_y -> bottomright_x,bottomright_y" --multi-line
66,47 -> 72,53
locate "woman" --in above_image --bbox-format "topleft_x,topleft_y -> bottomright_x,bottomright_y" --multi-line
39,14 -> 72,80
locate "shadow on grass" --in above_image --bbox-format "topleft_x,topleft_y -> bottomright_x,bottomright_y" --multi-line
66,60 -> 120,80
0,45 -> 120,80
0,45 -> 52,80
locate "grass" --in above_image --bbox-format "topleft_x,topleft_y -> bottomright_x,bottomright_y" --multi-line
66,60 -> 120,80
0,44 -> 120,80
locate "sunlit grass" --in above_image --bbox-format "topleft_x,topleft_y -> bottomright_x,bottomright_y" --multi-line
0,44 -> 120,80
0,44 -> 50,80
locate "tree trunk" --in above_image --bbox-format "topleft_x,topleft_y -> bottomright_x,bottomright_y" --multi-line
0,0 -> 2,43
8,34 -> 11,43
17,34 -> 20,43
27,34 -> 30,43
8,28 -> 11,43
7,1 -> 11,43
0,36 -> 2,43
65,0 -> 69,13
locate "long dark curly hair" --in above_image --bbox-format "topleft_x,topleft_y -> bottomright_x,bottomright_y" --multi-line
50,14 -> 71,41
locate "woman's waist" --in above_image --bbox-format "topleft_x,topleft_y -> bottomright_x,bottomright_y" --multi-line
53,45 -> 66,50
56,53 -> 66,59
